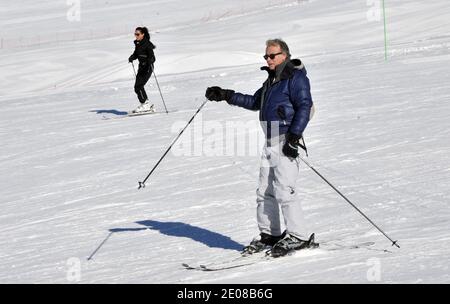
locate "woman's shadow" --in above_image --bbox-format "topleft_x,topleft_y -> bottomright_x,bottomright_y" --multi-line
135,220 -> 244,251
90,109 -> 128,116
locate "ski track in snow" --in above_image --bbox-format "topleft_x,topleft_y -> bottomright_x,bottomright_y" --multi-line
1,0 -> 450,283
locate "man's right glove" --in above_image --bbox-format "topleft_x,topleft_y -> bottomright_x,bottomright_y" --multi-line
282,132 -> 302,158
205,86 -> 235,102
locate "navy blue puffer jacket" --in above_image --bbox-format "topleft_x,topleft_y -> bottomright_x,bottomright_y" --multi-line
227,59 -> 313,138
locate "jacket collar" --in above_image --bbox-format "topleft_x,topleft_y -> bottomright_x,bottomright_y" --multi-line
134,39 -> 154,49
135,39 -> 147,46
261,59 -> 305,83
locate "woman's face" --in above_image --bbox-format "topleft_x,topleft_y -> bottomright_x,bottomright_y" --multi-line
134,30 -> 144,41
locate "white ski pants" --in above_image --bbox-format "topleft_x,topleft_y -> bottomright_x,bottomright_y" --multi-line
256,137 -> 308,239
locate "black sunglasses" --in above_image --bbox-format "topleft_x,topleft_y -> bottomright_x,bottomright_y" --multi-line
263,52 -> 283,60
134,32 -> 142,36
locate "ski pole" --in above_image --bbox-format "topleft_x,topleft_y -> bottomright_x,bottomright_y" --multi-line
132,62 -> 167,113
138,99 -> 208,189
151,64 -> 169,114
298,156 -> 400,248
131,61 -> 137,78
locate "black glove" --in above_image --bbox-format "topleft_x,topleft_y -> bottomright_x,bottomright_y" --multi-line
205,86 -> 235,102
128,56 -> 134,63
282,132 -> 302,158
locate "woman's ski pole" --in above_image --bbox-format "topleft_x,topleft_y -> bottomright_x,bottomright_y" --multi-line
131,61 -> 137,78
151,64 -> 169,114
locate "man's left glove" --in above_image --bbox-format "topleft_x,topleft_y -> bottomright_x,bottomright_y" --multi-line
282,132 -> 302,158
205,86 -> 235,102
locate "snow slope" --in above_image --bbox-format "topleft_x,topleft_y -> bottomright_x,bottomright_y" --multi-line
1,0 -> 449,283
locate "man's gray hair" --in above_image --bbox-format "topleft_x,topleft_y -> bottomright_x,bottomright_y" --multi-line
266,39 -> 291,58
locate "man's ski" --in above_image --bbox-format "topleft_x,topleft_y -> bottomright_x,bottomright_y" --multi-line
182,252 -> 270,271
321,241 -> 376,251
182,241 -> 377,272
182,260 -> 265,271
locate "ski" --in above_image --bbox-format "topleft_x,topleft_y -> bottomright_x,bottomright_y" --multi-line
321,241 -> 376,251
182,241 -> 376,272
181,263 -> 256,271
182,252 -> 270,271
101,111 -> 165,120
128,111 -> 161,117
100,108 -> 196,120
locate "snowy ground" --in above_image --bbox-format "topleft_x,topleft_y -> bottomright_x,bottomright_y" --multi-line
1,0 -> 449,283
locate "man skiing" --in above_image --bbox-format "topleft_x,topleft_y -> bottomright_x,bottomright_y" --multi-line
128,26 -> 156,113
205,39 -> 316,257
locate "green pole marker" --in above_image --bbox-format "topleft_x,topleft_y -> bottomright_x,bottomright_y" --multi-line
382,0 -> 388,61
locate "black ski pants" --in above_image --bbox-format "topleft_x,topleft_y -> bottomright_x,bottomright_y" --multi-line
134,67 -> 153,103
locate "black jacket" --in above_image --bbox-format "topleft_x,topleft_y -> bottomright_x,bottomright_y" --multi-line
129,39 -> 156,71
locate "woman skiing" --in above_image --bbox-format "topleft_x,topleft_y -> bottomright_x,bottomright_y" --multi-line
128,26 -> 156,113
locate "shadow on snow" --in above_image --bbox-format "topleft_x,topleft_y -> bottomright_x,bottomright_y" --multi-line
135,220 -> 244,251
90,109 -> 128,116
88,220 -> 244,260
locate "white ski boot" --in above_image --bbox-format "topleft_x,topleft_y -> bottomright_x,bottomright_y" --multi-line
132,102 -> 154,113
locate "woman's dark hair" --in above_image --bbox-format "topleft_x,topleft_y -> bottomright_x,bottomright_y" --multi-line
135,26 -> 150,41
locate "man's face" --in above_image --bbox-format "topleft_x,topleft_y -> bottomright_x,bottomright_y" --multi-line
265,45 -> 287,70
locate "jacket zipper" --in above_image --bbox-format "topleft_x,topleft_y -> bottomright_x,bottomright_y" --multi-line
260,82 -> 274,122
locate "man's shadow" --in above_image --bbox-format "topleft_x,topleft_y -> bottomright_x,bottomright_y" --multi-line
136,220 -> 244,251
90,109 -> 128,116
88,220 -> 244,260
